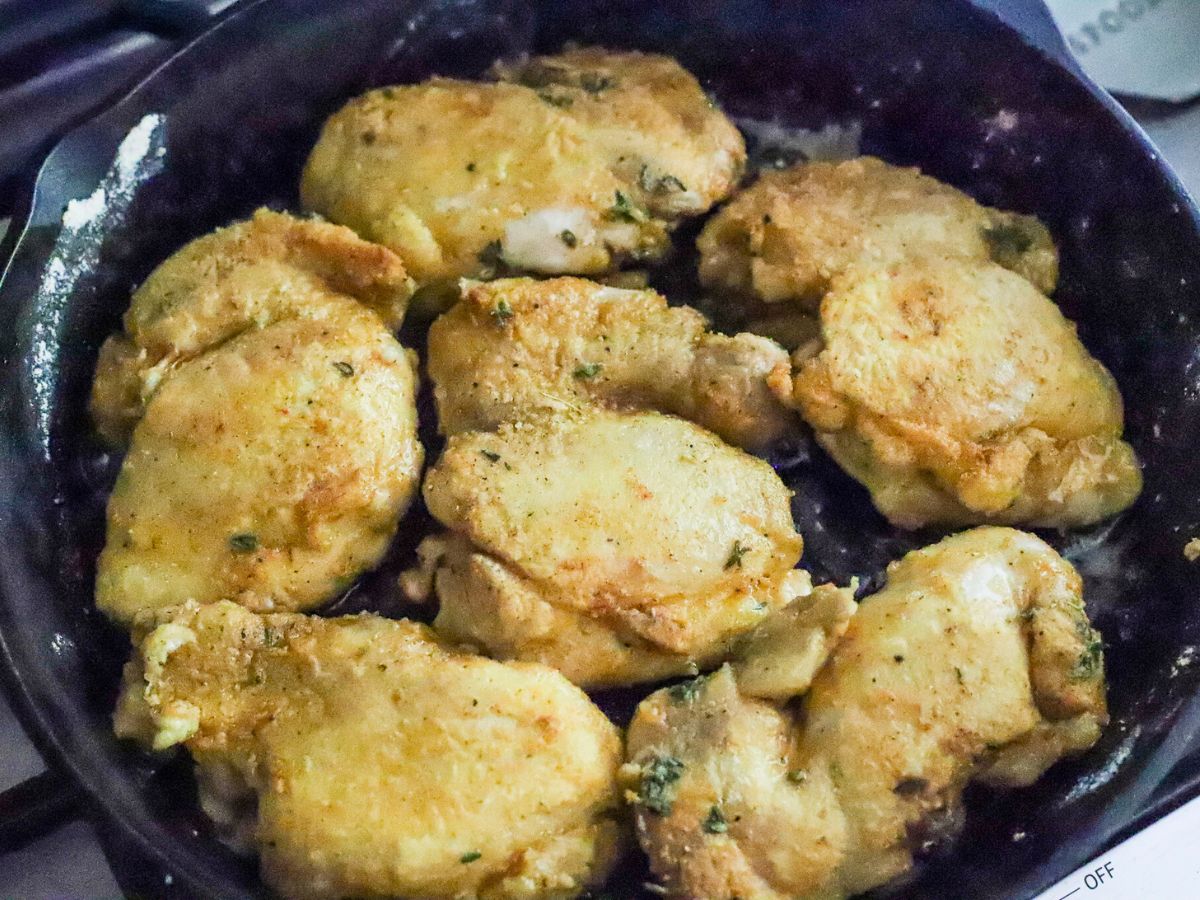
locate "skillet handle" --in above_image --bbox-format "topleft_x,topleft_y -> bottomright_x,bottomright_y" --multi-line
967,0 -> 1080,72
0,768 -> 83,855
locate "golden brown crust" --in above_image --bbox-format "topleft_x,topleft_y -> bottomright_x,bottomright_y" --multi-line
775,257 -> 1141,528
301,50 -> 744,286
90,208 -> 412,444
409,409 -> 809,687
626,528 -> 1108,899
116,601 -> 624,900
697,156 -> 1058,310
427,276 -> 792,449
96,300 -> 422,624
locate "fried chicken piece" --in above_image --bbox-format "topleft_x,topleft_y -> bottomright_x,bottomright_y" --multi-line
115,601 -> 623,900
403,409 -> 811,687
301,49 -> 743,291
770,256 -> 1141,528
90,208 -> 413,445
697,156 -> 1058,311
427,277 -> 792,449
493,48 -> 744,220
625,527 -> 1107,900
95,298 -> 422,625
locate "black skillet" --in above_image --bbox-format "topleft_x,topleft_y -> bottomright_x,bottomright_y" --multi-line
2,1 -> 1200,897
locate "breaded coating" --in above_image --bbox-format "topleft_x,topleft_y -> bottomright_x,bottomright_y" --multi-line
95,298 -> 422,625
698,156 -> 1058,310
90,208 -> 413,445
624,528 -> 1107,900
301,49 -> 743,289
115,601 -> 623,900
428,277 -> 792,449
771,257 -> 1141,528
403,409 -> 811,687
493,48 -> 744,220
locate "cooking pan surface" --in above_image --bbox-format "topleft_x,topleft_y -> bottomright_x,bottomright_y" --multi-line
2,1 -> 1200,897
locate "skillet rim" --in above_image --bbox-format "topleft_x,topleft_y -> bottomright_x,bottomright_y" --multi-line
0,1 -> 1199,897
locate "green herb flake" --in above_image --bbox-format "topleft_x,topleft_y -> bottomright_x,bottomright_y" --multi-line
579,71 -> 615,93
573,362 -> 602,379
263,626 -> 284,648
787,769 -> 807,784
460,851 -> 482,864
702,805 -> 728,834
229,533 -> 259,554
724,540 -> 748,570
515,61 -> 571,89
560,229 -> 578,248
538,90 -> 574,108
982,222 -> 1034,261
954,666 -> 965,685
361,131 -> 377,145
1072,628 -> 1104,681
466,162 -> 476,172
611,190 -> 646,223
380,87 -> 396,99
490,298 -> 514,326
667,678 -> 701,704
638,755 -> 685,816
480,450 -> 502,463
332,361 -> 354,378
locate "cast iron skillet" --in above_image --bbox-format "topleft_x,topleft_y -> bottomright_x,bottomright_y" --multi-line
2,0 -> 1200,897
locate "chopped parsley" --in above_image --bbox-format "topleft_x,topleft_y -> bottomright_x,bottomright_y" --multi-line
515,62 -> 614,94
360,131 -> 377,145
1072,628 -> 1104,681
332,361 -> 354,378
724,540 -> 748,570
559,229 -> 578,248
573,362 -> 602,379
537,90 -> 573,108
667,677 -> 702,704
702,805 -> 728,834
466,162 -> 476,172
787,769 -> 807,784
638,755 -> 685,816
514,61 -> 571,89
480,449 -> 502,463
982,222 -> 1034,261
490,298 -> 514,325
460,851 -> 482,864
262,626 -> 284,648
579,71 -> 615,93
611,190 -> 647,223
228,533 -> 258,554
